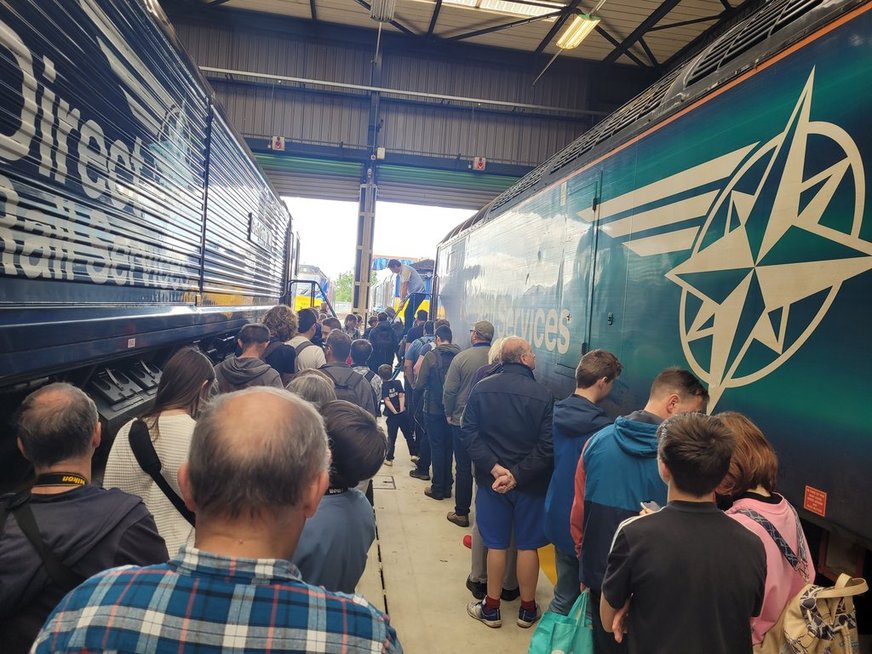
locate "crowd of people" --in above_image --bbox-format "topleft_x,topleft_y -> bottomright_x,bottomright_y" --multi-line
0,300 -> 820,654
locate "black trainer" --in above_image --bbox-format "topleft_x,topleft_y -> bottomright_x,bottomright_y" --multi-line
500,587 -> 520,602
409,469 -> 430,481
466,577 -> 487,600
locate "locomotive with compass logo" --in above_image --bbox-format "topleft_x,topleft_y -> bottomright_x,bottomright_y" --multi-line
435,0 -> 872,570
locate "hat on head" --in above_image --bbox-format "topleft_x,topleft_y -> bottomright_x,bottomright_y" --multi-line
472,320 -> 494,341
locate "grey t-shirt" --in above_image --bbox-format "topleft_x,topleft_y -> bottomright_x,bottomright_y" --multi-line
399,264 -> 424,295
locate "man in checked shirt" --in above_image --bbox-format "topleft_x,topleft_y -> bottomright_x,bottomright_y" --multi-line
33,387 -> 402,654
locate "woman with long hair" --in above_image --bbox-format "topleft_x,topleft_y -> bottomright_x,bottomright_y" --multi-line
103,347 -> 215,555
716,411 -> 815,646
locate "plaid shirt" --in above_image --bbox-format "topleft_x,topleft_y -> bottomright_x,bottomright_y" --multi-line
32,546 -> 402,653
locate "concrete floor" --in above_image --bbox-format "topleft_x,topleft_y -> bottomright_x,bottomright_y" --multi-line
355,444 -> 555,653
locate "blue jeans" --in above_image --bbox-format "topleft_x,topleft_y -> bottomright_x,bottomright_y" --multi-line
549,547 -> 582,615
451,424 -> 472,516
386,412 -> 415,460
425,413 -> 453,497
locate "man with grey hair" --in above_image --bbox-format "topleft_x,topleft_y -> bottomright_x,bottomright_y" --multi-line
0,383 -> 167,654
33,387 -> 402,654
463,337 -> 554,630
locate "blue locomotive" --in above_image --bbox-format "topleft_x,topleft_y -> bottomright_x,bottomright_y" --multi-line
0,0 -> 295,486
435,0 -> 872,567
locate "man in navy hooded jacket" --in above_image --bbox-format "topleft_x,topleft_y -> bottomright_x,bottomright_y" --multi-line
570,367 -> 708,652
543,350 -> 622,615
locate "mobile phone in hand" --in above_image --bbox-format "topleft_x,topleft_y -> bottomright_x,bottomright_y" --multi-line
640,501 -> 661,512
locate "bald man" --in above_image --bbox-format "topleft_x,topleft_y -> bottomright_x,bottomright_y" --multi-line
0,384 -> 167,654
33,388 -> 403,654
462,337 -> 554,630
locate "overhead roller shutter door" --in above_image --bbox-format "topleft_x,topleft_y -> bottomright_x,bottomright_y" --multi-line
255,154 -> 362,202
376,165 -> 518,210
253,155 -> 519,209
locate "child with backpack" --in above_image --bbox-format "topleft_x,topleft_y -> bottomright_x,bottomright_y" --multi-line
379,365 -> 416,466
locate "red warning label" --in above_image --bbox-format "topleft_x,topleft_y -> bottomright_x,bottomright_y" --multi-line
803,486 -> 827,517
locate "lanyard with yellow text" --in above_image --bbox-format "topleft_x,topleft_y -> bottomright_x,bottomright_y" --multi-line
34,472 -> 88,488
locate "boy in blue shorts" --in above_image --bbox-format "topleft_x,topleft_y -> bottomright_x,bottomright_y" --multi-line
379,364 -> 416,465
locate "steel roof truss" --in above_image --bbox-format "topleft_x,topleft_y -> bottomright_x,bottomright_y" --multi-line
603,0 -> 684,64
595,25 -> 648,67
648,14 -> 722,32
638,36 -> 658,67
427,0 -> 443,35
449,10 -> 564,40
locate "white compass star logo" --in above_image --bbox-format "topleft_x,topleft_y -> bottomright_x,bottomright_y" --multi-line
665,70 -> 872,408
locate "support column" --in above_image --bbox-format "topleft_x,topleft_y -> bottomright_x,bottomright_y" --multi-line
353,171 -> 377,315
352,43 -> 383,316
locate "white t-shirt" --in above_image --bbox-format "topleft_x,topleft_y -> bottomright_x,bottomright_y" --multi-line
399,264 -> 425,295
287,335 -> 327,371
103,413 -> 195,556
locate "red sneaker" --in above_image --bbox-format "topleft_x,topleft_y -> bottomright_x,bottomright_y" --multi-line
463,534 -> 472,549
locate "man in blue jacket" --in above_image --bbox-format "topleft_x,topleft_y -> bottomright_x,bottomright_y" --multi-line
543,349 -> 622,615
570,367 -> 708,653
463,337 -> 553,630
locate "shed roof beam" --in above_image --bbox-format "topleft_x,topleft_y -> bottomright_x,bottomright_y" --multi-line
603,0 -> 682,64
638,37 -> 658,68
200,64 -> 609,116
448,10 -> 563,41
648,15 -> 720,32
211,74 -> 590,122
594,26 -> 648,67
427,0 -> 442,36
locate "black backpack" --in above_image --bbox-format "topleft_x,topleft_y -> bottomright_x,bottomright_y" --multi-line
372,324 -> 394,350
322,366 -> 378,417
425,348 -> 457,411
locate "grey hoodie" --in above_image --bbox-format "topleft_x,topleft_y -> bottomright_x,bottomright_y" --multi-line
214,356 -> 283,394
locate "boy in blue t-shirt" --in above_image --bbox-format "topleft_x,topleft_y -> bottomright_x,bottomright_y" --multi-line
379,365 -> 417,465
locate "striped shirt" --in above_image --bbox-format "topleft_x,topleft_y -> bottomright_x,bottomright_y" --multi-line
103,413 -> 195,556
32,546 -> 402,654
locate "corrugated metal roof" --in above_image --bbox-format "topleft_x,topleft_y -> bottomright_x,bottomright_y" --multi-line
208,0 -> 754,67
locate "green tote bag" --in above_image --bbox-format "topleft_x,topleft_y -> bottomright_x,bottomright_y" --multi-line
528,591 -> 594,654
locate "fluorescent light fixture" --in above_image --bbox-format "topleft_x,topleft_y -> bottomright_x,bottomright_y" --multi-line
370,0 -> 397,22
437,0 -> 563,19
555,13 -> 601,49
